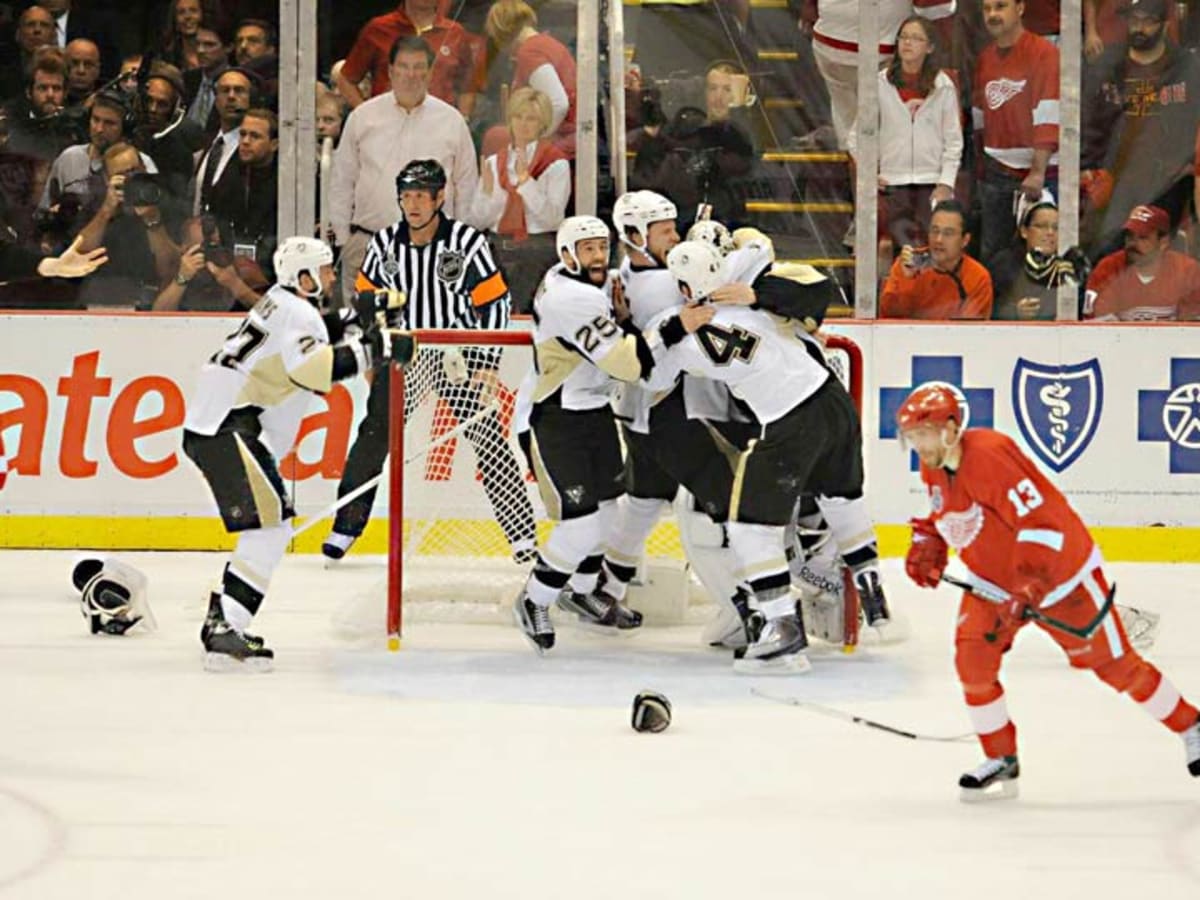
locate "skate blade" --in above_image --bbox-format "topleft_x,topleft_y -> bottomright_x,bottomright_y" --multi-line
733,652 -> 813,676
959,779 -> 1019,803
511,606 -> 550,657
204,653 -> 274,674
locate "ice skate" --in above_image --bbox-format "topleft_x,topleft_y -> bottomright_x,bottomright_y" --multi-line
1184,716 -> 1200,777
321,531 -> 357,563
200,591 -> 264,649
958,755 -> 1020,802
733,613 -> 812,675
609,595 -> 644,630
513,590 -> 555,654
202,619 -> 274,673
855,569 -> 891,629
557,590 -> 621,630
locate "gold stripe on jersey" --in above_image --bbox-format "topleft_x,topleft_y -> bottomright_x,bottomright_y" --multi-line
528,432 -> 563,522
234,354 -> 296,410
595,334 -> 643,383
533,338 -> 584,403
234,434 -> 284,528
729,437 -> 758,522
290,343 -> 335,395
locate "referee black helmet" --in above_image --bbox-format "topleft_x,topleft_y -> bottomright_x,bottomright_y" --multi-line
396,159 -> 448,195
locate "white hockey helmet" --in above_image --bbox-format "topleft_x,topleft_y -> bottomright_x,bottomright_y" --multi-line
273,236 -> 335,303
612,190 -> 678,252
667,240 -> 728,302
686,219 -> 735,257
556,215 -> 611,275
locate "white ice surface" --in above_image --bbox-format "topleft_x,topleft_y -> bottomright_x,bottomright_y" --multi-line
2,552 -> 1198,899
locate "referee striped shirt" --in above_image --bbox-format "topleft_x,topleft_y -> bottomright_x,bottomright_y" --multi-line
355,214 -> 511,331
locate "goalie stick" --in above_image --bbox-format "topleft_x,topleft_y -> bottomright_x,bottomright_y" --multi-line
750,688 -> 974,743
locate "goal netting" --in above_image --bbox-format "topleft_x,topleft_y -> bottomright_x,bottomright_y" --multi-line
332,328 -> 864,648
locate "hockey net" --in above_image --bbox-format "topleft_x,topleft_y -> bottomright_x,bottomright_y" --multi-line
336,329 -> 863,648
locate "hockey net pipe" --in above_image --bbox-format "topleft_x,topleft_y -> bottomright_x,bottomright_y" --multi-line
375,329 -> 864,646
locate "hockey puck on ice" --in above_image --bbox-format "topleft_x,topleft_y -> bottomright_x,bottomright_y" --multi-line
631,690 -> 672,733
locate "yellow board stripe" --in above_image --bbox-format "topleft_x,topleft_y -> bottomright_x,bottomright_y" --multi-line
1,517 -> 1197,563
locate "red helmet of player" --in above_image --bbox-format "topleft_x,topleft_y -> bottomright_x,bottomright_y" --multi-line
896,382 -> 970,466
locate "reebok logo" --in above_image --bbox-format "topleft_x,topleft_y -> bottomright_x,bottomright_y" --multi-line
985,78 -> 1026,110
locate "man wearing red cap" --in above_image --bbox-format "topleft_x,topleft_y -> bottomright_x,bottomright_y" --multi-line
1085,204 -> 1200,320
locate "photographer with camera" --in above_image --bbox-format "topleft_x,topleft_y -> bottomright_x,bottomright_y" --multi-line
880,199 -> 993,319
38,90 -> 155,237
73,141 -> 180,307
152,214 -> 263,311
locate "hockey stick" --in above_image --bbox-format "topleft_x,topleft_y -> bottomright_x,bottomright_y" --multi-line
750,688 -> 974,743
939,574 -> 1116,640
289,397 -> 502,542
402,397 -> 501,465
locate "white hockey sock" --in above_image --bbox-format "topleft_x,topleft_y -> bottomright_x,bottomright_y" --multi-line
567,501 -> 619,594
726,521 -> 791,597
601,495 -> 668,601
221,522 -> 291,632
817,495 -> 880,572
531,508 -> 611,607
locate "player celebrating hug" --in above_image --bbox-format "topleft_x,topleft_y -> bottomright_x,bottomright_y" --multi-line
183,237 -> 413,671
897,382 -> 1200,799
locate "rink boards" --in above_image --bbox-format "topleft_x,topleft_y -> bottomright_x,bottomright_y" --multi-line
1,313 -> 1198,559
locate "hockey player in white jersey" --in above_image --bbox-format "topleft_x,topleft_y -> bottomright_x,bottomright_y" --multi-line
685,218 -> 892,646
512,216 -> 710,653
182,236 -> 414,670
646,240 -> 869,673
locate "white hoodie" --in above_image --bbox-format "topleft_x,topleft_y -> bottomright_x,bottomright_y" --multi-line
848,69 -> 963,189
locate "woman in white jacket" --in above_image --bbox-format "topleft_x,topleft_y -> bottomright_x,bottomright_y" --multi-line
848,15 -> 963,252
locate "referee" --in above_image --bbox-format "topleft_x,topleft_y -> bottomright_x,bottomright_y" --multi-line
323,159 -> 537,562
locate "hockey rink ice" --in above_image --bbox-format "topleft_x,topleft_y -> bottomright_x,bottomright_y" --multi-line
2,551 -> 1198,899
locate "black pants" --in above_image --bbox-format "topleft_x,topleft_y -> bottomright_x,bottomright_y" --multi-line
731,377 -> 864,526
333,354 -> 536,549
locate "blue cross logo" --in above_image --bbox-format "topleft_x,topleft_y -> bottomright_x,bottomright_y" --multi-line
880,356 -> 995,470
1137,358 -> 1200,474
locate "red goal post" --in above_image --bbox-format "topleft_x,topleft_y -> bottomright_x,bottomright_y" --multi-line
380,328 -> 864,649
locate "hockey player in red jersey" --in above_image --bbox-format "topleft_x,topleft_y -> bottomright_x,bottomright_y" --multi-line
897,381 -> 1200,800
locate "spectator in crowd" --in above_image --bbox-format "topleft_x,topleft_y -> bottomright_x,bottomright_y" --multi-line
116,54 -> 143,96
630,59 -> 757,226
160,0 -> 207,71
315,84 -> 346,147
73,140 -> 179,307
990,196 -> 1088,319
3,49 -> 75,162
152,213 -> 262,310
336,0 -> 484,118
810,0 -> 956,151
330,34 -> 477,299
204,106 -> 277,278
192,66 -> 251,216
0,6 -> 57,101
182,27 -> 229,133
136,63 -> 205,232
38,0 -> 120,77
848,14 -> 962,254
1085,204 -> 1200,320
1084,0 -> 1181,61
63,38 -> 100,106
973,0 -> 1060,264
236,21 -> 279,106
39,90 -> 153,233
485,0 -> 577,157
1081,0 -> 1199,259
468,86 -> 569,312
880,198 -> 994,318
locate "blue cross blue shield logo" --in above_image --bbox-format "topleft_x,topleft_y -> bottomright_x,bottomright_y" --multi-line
1011,358 -> 1103,473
